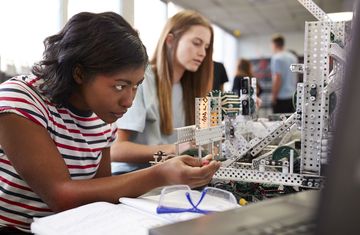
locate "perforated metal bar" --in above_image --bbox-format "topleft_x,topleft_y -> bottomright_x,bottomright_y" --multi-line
300,21 -> 331,174
214,167 -> 323,188
195,97 -> 210,129
175,125 -> 195,144
222,114 -> 295,167
194,125 -> 223,145
296,83 -> 304,128
297,0 -> 343,43
250,114 -> 296,156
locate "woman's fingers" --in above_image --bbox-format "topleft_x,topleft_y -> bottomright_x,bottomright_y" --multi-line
182,160 -> 220,179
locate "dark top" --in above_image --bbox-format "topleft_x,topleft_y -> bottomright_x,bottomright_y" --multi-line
232,75 -> 244,96
232,75 -> 262,96
213,61 -> 229,90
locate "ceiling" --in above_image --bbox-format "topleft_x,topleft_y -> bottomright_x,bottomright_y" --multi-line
166,0 -> 355,37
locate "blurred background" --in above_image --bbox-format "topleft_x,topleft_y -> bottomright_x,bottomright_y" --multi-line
0,0 -> 355,115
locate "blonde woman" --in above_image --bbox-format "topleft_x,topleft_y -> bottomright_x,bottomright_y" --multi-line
111,10 -> 214,174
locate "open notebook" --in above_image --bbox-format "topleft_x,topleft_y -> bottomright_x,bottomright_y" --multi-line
30,189 -> 239,235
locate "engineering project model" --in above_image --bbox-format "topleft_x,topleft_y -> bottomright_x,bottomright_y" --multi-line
152,0 -> 351,189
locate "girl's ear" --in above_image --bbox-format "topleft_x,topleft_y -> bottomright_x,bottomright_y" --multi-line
165,33 -> 175,48
73,65 -> 84,84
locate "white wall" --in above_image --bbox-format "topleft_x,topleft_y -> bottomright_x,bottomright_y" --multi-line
237,31 -> 305,59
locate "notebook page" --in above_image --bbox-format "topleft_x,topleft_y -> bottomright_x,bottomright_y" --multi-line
31,202 -> 170,235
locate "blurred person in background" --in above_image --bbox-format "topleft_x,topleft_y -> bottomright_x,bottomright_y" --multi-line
232,58 -> 262,96
270,34 -> 298,113
232,58 -> 262,107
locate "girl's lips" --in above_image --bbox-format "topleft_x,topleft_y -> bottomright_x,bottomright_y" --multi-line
112,111 -> 126,118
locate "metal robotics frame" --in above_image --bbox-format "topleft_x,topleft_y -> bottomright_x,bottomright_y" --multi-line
169,0 -> 351,189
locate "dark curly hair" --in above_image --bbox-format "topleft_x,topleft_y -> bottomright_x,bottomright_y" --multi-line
32,12 -> 148,105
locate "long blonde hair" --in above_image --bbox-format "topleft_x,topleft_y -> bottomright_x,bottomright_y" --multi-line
151,10 -> 214,135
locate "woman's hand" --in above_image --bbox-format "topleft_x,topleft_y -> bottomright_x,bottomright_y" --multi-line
157,155 -> 220,188
256,96 -> 262,109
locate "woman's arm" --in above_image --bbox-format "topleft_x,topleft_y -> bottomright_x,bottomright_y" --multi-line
0,114 -> 219,212
110,129 -> 175,163
94,148 -> 111,178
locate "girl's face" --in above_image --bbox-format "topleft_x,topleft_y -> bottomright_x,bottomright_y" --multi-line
69,66 -> 145,123
174,25 -> 211,73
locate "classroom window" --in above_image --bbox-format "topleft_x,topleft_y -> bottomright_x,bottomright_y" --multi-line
134,0 -> 167,59
67,0 -> 121,19
0,0 -> 60,75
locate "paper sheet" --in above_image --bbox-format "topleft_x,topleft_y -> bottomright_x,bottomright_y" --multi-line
31,202 -> 170,235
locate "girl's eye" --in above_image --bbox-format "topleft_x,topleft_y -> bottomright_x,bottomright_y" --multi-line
115,84 -> 139,91
115,85 -> 125,91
